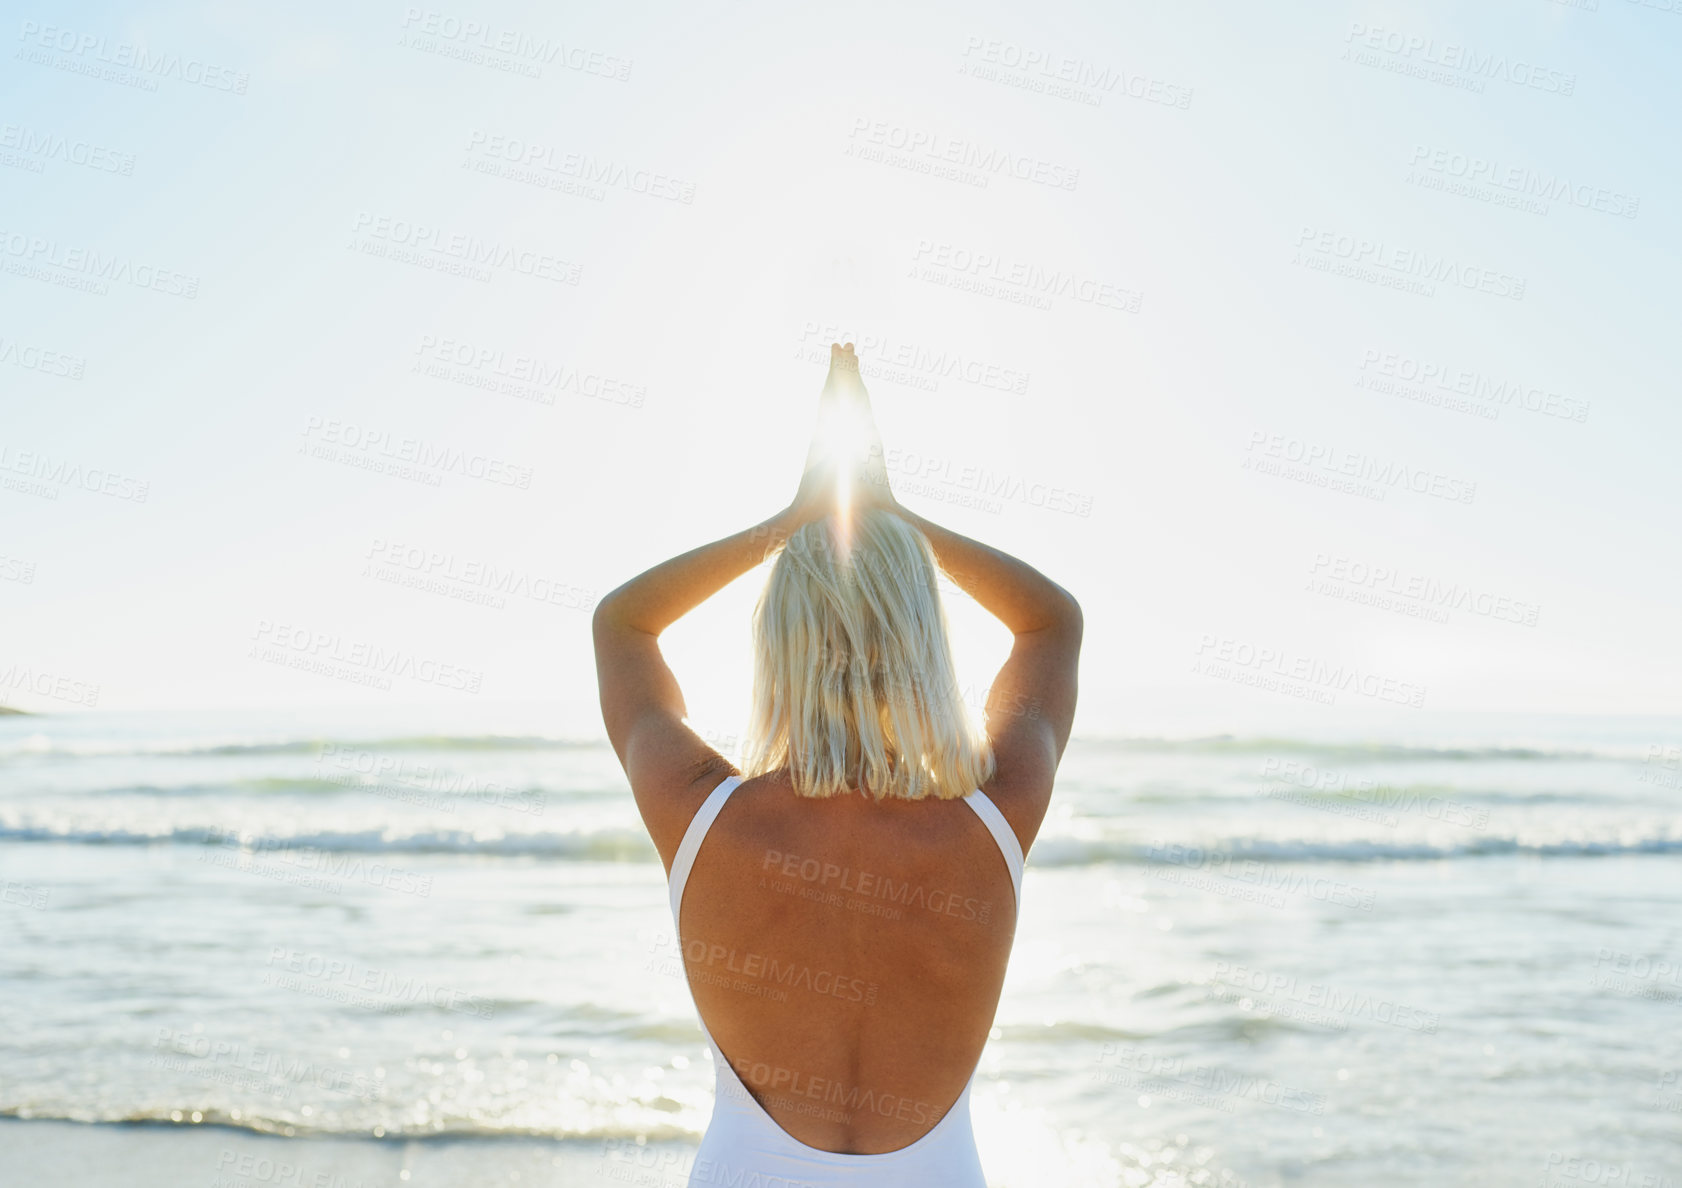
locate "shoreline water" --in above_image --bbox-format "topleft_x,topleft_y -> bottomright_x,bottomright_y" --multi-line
0,1118 -> 659,1188
3,710 -> 1679,1186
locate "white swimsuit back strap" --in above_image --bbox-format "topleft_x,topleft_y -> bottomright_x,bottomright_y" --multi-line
962,789 -> 1025,906
668,774 -> 745,923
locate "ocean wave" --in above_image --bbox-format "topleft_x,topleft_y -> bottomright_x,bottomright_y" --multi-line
39,777 -> 560,801
8,777 -> 1630,812
2,819 -> 1679,864
1116,782 -> 1619,807
990,1021 -> 1150,1044
52,778 -> 413,799
1072,734 -> 1643,762
2,729 -> 1662,765
0,732 -> 603,760
0,1106 -> 701,1142
0,821 -> 654,860
1028,833 -> 1682,865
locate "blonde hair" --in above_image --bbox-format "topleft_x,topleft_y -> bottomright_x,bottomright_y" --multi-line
741,508 -> 995,800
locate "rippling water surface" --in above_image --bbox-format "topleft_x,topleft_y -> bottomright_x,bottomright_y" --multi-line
2,709 -> 1678,1186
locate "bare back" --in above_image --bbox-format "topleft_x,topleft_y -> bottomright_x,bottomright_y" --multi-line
674,771 -> 1027,1154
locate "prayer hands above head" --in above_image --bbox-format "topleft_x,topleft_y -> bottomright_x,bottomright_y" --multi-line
783,343 -> 900,532
822,340 -> 867,398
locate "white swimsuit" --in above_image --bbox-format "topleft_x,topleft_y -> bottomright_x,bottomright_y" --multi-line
666,774 -> 1025,1188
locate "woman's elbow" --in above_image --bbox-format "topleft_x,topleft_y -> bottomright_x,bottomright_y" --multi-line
1021,585 -> 1082,640
591,592 -> 626,639
592,589 -> 655,640
1058,589 -> 1084,641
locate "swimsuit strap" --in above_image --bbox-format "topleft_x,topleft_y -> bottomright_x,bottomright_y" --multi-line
668,776 -> 1023,921
668,774 -> 745,923
962,788 -> 1025,907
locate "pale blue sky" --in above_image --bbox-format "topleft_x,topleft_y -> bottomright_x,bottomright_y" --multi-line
3,0 -> 1678,739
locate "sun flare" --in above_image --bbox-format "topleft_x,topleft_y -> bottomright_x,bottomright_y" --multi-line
815,394 -> 873,549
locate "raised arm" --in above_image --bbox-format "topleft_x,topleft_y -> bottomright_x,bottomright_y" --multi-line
897,507 -> 1084,640
896,506 -> 1081,853
591,515 -> 782,871
592,344 -> 875,869
841,369 -> 1081,853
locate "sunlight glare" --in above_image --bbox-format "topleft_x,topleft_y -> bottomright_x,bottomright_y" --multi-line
817,395 -> 873,477
816,393 -> 872,552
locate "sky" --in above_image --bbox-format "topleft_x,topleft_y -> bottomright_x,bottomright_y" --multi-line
3,0 -> 1679,742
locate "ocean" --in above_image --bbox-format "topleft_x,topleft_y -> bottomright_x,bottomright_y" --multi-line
1,708 -> 1679,1187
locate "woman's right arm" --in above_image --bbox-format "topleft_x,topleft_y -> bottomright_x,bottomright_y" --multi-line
895,505 -> 1082,853
898,507 -> 1083,638
830,341 -> 1081,851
